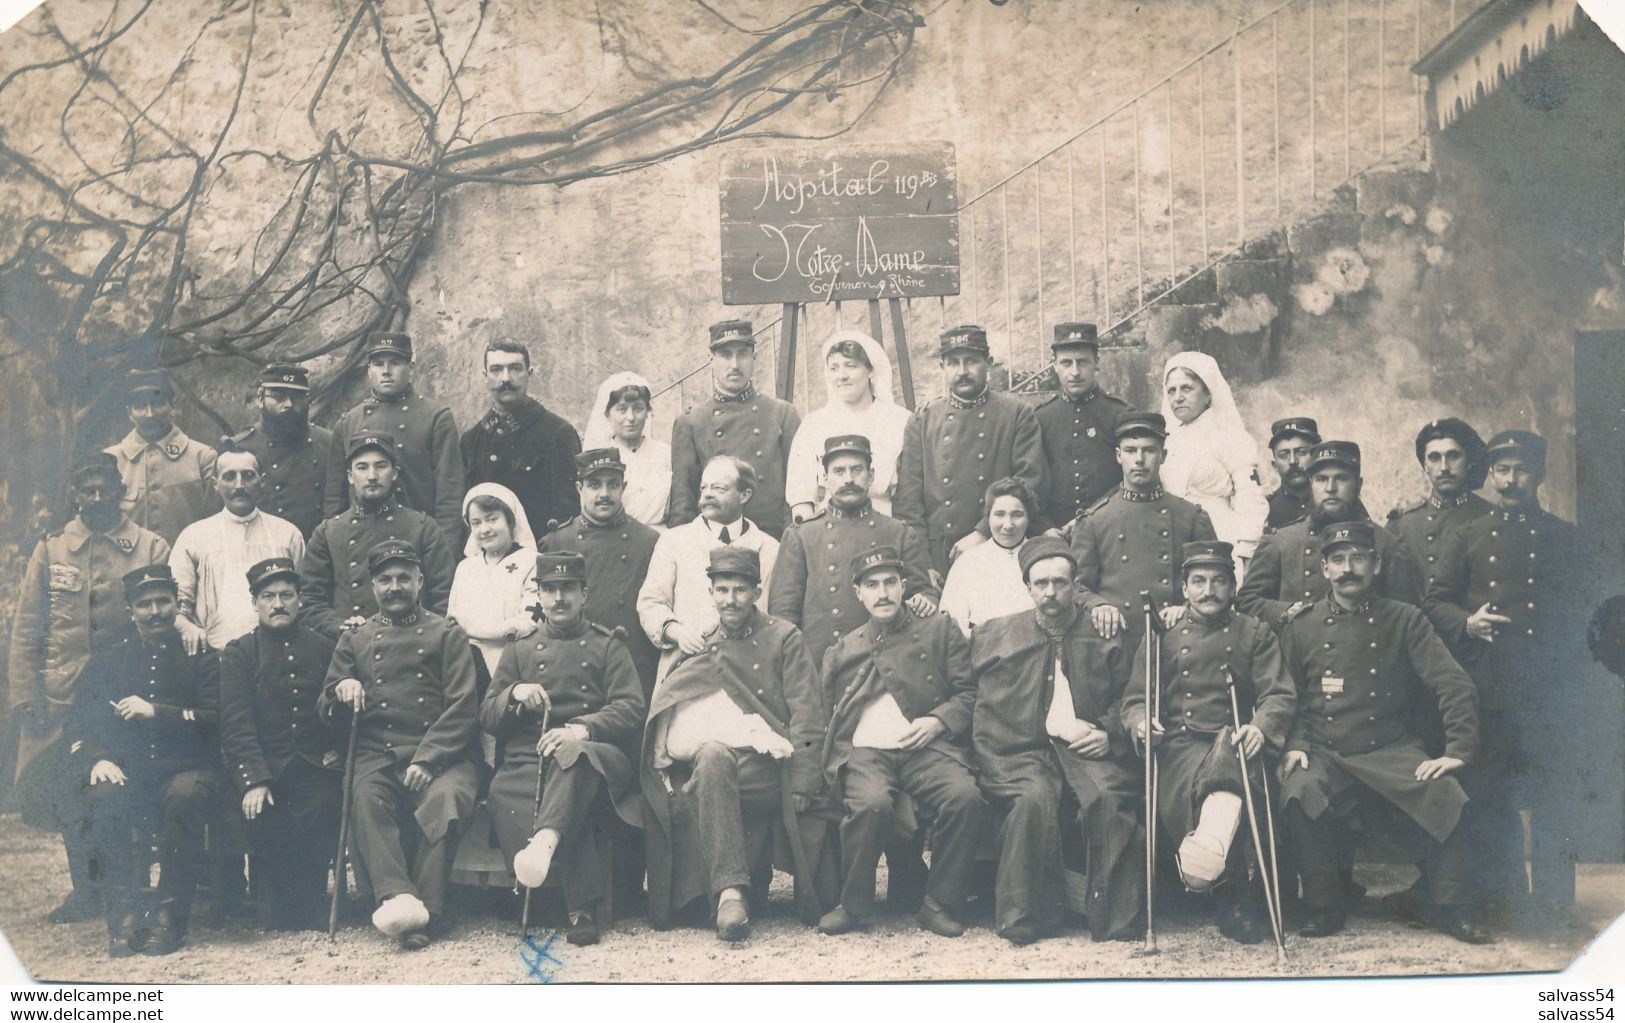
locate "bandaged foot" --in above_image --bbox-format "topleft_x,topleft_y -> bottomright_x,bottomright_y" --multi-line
1177,791 -> 1242,892
513,829 -> 560,889
371,893 -> 430,938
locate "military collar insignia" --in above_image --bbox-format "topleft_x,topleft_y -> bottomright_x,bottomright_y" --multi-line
545,617 -> 589,640
719,607 -> 760,640
829,502 -> 872,520
580,509 -> 627,530
1184,606 -> 1234,629
948,389 -> 991,410
1120,486 -> 1164,503
1327,597 -> 1373,617
714,382 -> 756,404
381,610 -> 420,627
351,498 -> 397,519
1493,505 -> 1535,523
368,385 -> 414,406
873,609 -> 913,637
1064,387 -> 1099,405
1429,492 -> 1474,510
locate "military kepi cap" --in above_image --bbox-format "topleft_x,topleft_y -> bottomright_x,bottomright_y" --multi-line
125,369 -> 173,401
939,324 -> 990,358
260,364 -> 310,392
1051,322 -> 1100,351
1182,540 -> 1236,574
362,332 -> 412,360
346,432 -> 398,463
708,319 -> 756,350
536,551 -> 588,583
1114,410 -> 1167,441
706,546 -> 761,583
367,539 -> 420,575
1307,440 -> 1361,475
246,557 -> 300,594
822,434 -> 873,465
123,563 -> 176,601
850,544 -> 903,584
575,448 -> 625,479
72,451 -> 122,484
1319,520 -> 1376,555
1018,535 -> 1076,579
1486,429 -> 1546,469
1269,417 -> 1320,447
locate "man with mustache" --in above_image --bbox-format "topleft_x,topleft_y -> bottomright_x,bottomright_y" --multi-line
8,453 -> 170,924
1068,411 -> 1217,643
169,445 -> 305,652
481,552 -> 645,946
972,536 -> 1143,945
73,565 -> 223,957
1425,430 -> 1589,925
895,324 -> 1047,578
226,364 -> 334,537
462,338 -> 582,537
1033,323 -> 1130,527
1387,418 -> 1492,591
1238,441 -> 1423,626
105,370 -> 219,547
217,558 -> 342,931
299,433 -> 456,639
667,320 -> 800,538
1263,417 -> 1320,533
324,333 -> 464,545
319,539 -> 481,949
1278,521 -> 1487,943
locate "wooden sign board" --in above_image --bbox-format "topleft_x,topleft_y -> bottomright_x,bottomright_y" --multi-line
719,142 -> 960,306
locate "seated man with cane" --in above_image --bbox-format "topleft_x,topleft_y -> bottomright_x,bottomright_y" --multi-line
319,539 -> 481,950
1122,540 -> 1296,945
481,551 -> 645,946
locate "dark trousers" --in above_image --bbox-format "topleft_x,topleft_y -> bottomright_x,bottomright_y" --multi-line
838,746 -> 984,917
351,761 -> 479,919
87,768 -> 222,923
1286,781 -> 1473,910
1055,746 -> 1145,940
683,744 -> 780,899
496,759 -> 609,915
1468,709 -> 1577,908
980,764 -> 1064,935
245,759 -> 343,931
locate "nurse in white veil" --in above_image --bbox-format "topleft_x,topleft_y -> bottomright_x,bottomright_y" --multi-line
1160,351 -> 1270,566
582,371 -> 671,527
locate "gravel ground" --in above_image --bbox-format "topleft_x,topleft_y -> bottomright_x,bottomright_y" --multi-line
1,816 -> 1618,985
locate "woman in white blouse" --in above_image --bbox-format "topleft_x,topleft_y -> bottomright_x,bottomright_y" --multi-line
1160,351 -> 1269,567
581,371 -> 671,528
938,477 -> 1039,636
446,482 -> 540,677
785,329 -> 912,522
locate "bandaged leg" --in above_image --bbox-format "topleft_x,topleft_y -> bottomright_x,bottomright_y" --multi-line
372,893 -> 430,937
514,829 -> 560,889
1178,792 -> 1242,892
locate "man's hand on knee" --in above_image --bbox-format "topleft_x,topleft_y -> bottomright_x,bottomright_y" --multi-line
403,763 -> 435,792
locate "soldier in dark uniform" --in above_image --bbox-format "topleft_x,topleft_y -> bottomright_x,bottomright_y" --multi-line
894,325 -> 1047,578
74,565 -> 222,957
1034,322 -> 1129,526
1068,411 -> 1217,643
667,320 -> 801,538
217,558 -> 342,931
324,333 -> 464,543
106,370 -> 219,547
318,539 -> 481,949
8,452 -> 171,923
226,364 -> 333,537
1387,418 -> 1492,590
299,433 -> 456,638
815,545 -> 981,938
461,338 -> 582,536
1424,430 -> 1590,922
1279,521 -> 1488,943
481,552 -> 645,946
1121,540 -> 1296,944
1263,417 -> 1319,533
1238,441 -> 1423,627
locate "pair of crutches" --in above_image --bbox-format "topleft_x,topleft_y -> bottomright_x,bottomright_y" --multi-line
1138,592 -> 1164,955
1223,666 -> 1288,965
329,707 -> 363,940
519,689 -> 554,936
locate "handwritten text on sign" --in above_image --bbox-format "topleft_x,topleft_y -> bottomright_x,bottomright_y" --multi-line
720,143 -> 960,305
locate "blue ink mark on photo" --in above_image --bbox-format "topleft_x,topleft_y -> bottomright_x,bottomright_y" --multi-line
521,930 -> 564,983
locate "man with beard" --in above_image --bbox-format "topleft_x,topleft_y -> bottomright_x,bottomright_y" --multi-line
319,539 -> 481,949
324,333 -> 464,544
1238,441 -> 1423,626
1425,431 -> 1589,924
217,559 -> 342,931
1388,418 -> 1492,590
462,338 -> 582,536
227,364 -> 334,537
8,453 -> 170,924
1068,412 -> 1217,643
481,552 -> 645,946
170,445 -> 305,652
668,320 -> 800,538
106,370 -> 219,547
1279,521 -> 1487,943
1121,540 -> 1296,944
816,545 -> 982,938
1263,417 -> 1320,533
972,536 -> 1143,945
895,325 -> 1047,578
299,433 -> 456,638
1034,323 -> 1130,527
74,565 -> 223,957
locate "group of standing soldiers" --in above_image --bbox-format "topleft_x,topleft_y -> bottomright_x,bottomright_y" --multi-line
5,318 -> 1594,962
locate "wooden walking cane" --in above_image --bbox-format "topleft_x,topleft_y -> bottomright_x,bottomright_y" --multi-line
1138,591 -> 1161,955
1224,667 -> 1287,965
518,694 -> 553,936
329,705 -> 362,940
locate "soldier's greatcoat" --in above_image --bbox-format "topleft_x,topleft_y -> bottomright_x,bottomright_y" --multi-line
667,390 -> 800,538
539,512 -> 661,695
298,499 -> 456,638
325,388 -> 464,542
227,422 -> 335,537
1034,387 -> 1128,527
1237,517 -> 1422,626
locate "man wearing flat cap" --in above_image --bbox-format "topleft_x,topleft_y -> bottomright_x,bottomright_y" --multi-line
105,370 -> 219,547
72,564 -> 223,957
299,432 -> 456,639
324,332 -> 464,544
217,558 -> 342,931
319,538 -> 481,949
8,452 -> 170,924
1278,520 -> 1486,943
462,337 -> 582,536
1238,440 -> 1423,626
667,319 -> 801,538
226,364 -> 334,537
1388,418 -> 1492,591
815,545 -> 982,938
1263,417 -> 1321,533
1425,430 -> 1590,923
971,536 -> 1143,945
642,546 -> 829,941
481,552 -> 646,946
1121,540 -> 1296,944
1034,323 -> 1130,527
1068,411 -> 1217,643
